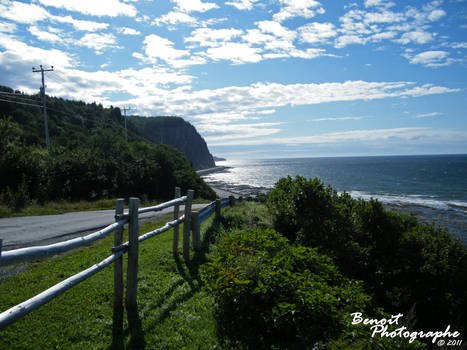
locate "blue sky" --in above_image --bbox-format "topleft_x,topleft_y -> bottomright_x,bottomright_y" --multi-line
0,0 -> 466,159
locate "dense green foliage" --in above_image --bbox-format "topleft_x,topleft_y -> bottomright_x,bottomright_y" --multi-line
203,227 -> 372,348
130,116 -> 216,170
0,85 -> 215,211
266,176 -> 467,337
202,205 -> 426,349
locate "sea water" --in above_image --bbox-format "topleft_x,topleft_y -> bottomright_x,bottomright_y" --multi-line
201,154 -> 467,243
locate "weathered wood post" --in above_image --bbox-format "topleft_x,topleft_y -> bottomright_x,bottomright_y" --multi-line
126,198 -> 139,318
172,187 -> 181,255
191,211 -> 200,251
183,190 -> 194,261
215,199 -> 221,218
112,199 -> 124,345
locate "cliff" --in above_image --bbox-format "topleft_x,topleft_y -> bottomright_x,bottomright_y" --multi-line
130,116 -> 215,170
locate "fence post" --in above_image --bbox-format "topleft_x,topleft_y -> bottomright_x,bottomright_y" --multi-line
0,239 -> 2,263
183,190 -> 194,261
215,199 -> 221,218
126,197 -> 139,316
191,211 -> 200,251
112,199 -> 124,345
172,187 -> 181,255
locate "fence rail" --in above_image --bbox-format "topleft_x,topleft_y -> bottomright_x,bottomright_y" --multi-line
0,187 -> 236,333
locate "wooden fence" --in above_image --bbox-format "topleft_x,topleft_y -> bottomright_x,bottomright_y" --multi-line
0,187 -> 233,333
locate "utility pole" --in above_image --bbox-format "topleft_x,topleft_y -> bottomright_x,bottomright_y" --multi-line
32,65 -> 54,151
122,106 -> 133,142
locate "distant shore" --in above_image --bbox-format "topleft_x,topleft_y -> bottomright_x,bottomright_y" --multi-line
196,166 -> 230,176
209,185 -> 240,199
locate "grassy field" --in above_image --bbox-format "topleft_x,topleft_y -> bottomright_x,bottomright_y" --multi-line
0,213 -> 224,349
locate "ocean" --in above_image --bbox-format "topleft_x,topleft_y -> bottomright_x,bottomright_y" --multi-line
201,154 -> 467,243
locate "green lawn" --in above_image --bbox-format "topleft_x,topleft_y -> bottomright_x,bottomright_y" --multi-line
0,215 -> 222,349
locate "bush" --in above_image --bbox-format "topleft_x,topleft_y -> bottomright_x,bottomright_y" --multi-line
266,175 -> 467,337
202,228 -> 372,349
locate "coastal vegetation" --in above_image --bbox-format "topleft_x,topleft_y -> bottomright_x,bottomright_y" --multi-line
0,85 -> 215,215
1,86 -> 465,348
265,176 -> 467,337
0,201 -> 427,348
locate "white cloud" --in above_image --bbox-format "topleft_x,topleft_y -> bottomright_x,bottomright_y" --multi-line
427,9 -> 446,21
79,33 -> 120,54
117,27 -> 141,35
143,34 -> 189,61
404,50 -> 454,67
364,10 -> 404,23
225,0 -> 259,11
396,31 -> 434,44
137,34 -> 206,67
152,11 -> 198,27
369,31 -> 397,41
185,28 -> 243,47
28,25 -> 62,43
0,34 -> 74,92
36,0 -> 137,17
204,43 -> 262,64
0,22 -> 17,33
299,22 -> 337,44
243,29 -> 276,45
0,1 -> 109,31
364,0 -> 395,8
0,33 -> 74,68
201,122 -> 283,142
0,2 -> 49,24
335,34 -> 366,48
208,128 -> 467,147
309,117 -> 363,122
273,0 -> 324,22
451,42 -> 467,49
414,112 -> 443,118
256,20 -> 297,42
117,80 -> 459,122
334,2 -> 447,50
52,15 -> 109,32
171,0 -> 218,13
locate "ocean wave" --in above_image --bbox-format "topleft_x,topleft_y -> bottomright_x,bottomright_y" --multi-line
348,191 -> 467,212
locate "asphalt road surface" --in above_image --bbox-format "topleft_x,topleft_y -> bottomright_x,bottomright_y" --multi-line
0,204 -> 206,251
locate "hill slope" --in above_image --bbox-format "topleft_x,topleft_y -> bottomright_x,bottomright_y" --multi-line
0,85 -> 215,209
130,116 -> 215,170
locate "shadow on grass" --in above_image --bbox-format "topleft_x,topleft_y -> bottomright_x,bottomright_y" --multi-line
109,217 -> 225,349
127,306 -> 146,350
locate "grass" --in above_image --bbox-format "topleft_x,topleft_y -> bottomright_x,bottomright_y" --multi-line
0,213 -> 225,349
0,197 -> 213,218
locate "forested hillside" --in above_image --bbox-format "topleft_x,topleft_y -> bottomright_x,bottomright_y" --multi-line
0,85 -> 215,211
131,116 -> 215,170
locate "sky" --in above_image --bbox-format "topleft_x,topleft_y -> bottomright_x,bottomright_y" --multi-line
0,0 -> 466,159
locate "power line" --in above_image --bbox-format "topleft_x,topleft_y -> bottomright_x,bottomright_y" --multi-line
0,90 -> 38,97
0,98 -> 41,108
0,92 -> 41,104
33,64 -> 54,151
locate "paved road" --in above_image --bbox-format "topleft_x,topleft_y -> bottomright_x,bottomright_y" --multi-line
0,204 -> 206,251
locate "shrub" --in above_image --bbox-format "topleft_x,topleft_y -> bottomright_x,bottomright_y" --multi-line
202,228 -> 372,349
266,175 -> 467,337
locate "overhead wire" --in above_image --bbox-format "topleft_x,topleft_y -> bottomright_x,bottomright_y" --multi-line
0,98 -> 41,108
0,91 -> 41,104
